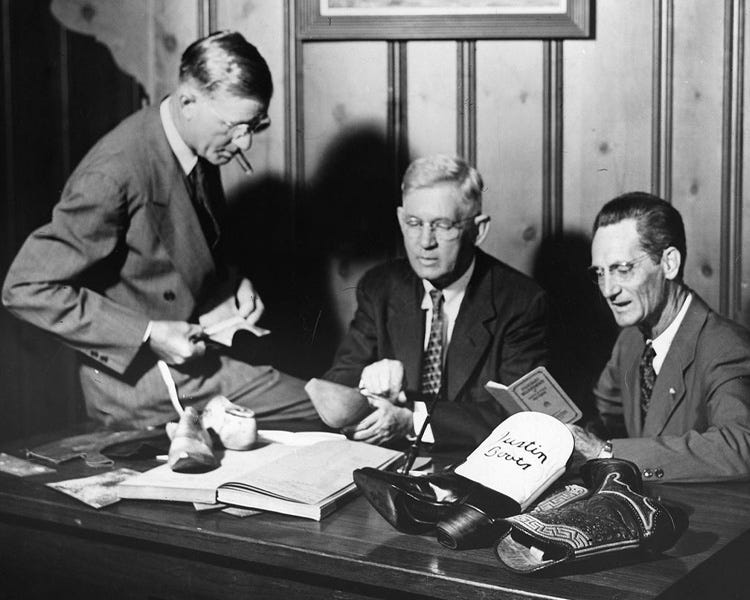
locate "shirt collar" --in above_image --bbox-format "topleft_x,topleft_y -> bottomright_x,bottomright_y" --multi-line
160,97 -> 198,176
650,292 -> 693,370
421,258 -> 476,310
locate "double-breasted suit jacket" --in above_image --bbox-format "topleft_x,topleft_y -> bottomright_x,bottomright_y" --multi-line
3,106 -> 295,428
323,250 -> 550,449
595,293 -> 750,482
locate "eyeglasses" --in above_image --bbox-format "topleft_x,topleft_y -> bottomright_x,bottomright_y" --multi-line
204,102 -> 271,141
401,215 -> 479,242
587,253 -> 653,286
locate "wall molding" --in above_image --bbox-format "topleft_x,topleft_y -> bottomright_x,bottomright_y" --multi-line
721,0 -> 745,317
387,41 -> 408,193
456,41 -> 476,166
651,0 -> 674,200
542,40 -> 563,240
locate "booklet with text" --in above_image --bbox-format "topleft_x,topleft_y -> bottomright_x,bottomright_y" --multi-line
484,366 -> 582,424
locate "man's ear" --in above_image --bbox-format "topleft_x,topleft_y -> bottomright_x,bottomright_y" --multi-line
662,246 -> 681,280
396,206 -> 406,233
177,83 -> 199,120
473,215 -> 491,246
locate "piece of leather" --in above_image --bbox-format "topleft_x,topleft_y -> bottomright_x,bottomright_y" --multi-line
26,428 -> 167,467
495,458 -> 688,573
305,378 -> 372,429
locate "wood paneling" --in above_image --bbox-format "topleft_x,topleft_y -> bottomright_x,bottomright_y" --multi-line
0,1 -> 141,441
476,40 -> 544,275
4,0 -> 750,438
562,0 -> 653,236
406,42 -> 456,158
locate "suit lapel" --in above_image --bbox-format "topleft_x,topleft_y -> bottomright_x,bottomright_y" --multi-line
143,108 -> 216,300
444,255 -> 495,402
387,268 -> 424,391
645,295 -> 706,436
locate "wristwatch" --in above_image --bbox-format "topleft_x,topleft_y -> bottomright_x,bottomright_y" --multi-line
597,440 -> 614,459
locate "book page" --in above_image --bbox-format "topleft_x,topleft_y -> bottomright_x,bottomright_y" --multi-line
229,440 -> 402,505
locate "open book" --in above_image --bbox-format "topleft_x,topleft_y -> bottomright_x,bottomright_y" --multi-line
484,366 -> 582,424
118,438 -> 403,521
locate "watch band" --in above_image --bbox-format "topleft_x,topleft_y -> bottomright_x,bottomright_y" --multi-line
598,440 -> 614,459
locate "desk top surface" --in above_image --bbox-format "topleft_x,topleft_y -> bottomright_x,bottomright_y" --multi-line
1,428 -> 749,600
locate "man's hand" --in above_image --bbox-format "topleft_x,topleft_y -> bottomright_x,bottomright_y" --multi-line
235,277 -> 264,325
348,397 -> 413,445
358,359 -> 406,403
148,320 -> 206,365
566,423 -> 607,472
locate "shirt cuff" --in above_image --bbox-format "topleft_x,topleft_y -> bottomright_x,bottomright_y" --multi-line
142,320 -> 154,343
412,401 -> 435,444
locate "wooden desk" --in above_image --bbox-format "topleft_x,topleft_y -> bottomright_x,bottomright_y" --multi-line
1,431 -> 749,599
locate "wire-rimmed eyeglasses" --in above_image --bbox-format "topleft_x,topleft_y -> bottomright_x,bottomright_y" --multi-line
587,253 -> 653,286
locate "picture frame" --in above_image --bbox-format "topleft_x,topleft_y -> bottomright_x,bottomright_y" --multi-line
297,0 -> 591,40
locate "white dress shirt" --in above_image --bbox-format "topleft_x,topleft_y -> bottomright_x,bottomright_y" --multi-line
649,292 -> 693,374
413,260 -> 476,442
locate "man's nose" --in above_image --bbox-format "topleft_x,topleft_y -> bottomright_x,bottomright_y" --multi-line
600,272 -> 620,298
232,132 -> 252,151
419,224 -> 438,247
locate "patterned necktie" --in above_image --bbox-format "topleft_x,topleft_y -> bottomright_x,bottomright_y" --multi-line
189,158 -> 221,254
639,341 -> 656,422
420,289 -> 445,396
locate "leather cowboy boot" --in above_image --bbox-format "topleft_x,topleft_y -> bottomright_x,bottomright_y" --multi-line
353,467 -> 484,534
494,458 -> 688,573
436,482 -> 588,551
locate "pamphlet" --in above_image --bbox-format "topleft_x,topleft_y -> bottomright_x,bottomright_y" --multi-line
485,366 -> 582,424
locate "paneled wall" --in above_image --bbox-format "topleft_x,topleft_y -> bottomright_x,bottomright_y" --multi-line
2,0 -> 749,439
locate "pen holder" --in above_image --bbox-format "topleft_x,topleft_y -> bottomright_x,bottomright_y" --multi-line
202,395 -> 257,450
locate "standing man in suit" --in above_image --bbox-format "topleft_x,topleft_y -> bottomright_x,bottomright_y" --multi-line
568,192 -> 750,482
2,31 -> 316,428
323,155 -> 550,449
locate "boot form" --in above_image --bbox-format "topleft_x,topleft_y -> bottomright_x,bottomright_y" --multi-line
495,458 -> 687,573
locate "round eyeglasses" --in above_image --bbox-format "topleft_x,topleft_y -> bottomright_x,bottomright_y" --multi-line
205,101 -> 271,142
587,253 -> 654,287
401,215 -> 478,242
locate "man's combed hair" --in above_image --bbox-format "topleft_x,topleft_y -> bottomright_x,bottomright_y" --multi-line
401,154 -> 484,212
179,30 -> 273,104
594,191 -> 687,279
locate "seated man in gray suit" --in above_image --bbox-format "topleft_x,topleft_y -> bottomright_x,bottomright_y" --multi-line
568,192 -> 750,482
323,155 -> 550,449
2,31 -> 316,428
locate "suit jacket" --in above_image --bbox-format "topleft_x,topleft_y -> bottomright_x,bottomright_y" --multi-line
2,106 -> 264,428
595,293 -> 750,482
323,250 -> 550,449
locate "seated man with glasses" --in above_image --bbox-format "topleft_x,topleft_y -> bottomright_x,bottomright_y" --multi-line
3,31 -> 317,428
321,154 -> 550,449
567,192 -> 750,482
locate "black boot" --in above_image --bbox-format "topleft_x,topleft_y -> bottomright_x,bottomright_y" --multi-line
495,458 -> 688,573
353,468 -> 482,534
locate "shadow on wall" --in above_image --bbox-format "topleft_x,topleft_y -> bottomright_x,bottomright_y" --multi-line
224,124 -> 404,379
532,232 -> 619,419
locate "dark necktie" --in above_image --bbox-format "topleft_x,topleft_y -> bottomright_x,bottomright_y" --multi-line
420,289 -> 445,396
189,158 -> 221,254
639,341 -> 656,422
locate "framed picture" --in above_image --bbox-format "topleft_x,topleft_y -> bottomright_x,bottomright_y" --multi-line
297,0 -> 591,40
